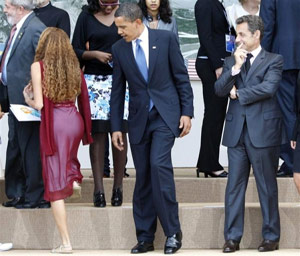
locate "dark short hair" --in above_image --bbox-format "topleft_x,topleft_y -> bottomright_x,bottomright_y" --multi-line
115,2 -> 143,22
236,15 -> 264,40
137,0 -> 173,24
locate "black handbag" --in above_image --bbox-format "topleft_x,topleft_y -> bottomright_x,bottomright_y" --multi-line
0,82 -> 9,113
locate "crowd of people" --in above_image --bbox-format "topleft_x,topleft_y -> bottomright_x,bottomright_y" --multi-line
0,0 -> 299,254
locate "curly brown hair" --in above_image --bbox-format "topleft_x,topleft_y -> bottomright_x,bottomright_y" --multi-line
34,27 -> 81,103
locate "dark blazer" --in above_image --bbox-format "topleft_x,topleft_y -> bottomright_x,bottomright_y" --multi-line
5,13 -> 46,105
215,48 -> 287,148
195,0 -> 231,70
111,29 -> 194,144
260,0 -> 300,70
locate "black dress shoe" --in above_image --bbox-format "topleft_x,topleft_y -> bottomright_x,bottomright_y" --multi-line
258,240 -> 279,252
164,231 -> 182,254
131,241 -> 154,253
111,188 -> 123,206
276,169 -> 293,177
205,171 -> 228,178
15,200 -> 50,209
223,240 -> 240,253
2,197 -> 24,207
94,192 -> 106,207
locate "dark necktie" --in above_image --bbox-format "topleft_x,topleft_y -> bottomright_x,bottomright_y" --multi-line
135,39 -> 153,110
0,25 -> 17,84
245,53 -> 253,74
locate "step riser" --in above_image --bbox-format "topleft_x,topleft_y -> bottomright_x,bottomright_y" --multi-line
1,178 -> 298,203
0,205 -> 299,250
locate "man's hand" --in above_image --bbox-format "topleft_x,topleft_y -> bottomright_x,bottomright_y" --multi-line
0,105 -> 4,119
291,140 -> 297,150
230,85 -> 237,100
215,67 -> 223,79
112,131 -> 124,151
179,115 -> 192,138
233,43 -> 247,70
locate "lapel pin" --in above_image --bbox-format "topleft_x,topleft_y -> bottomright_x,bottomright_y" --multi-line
152,46 -> 156,49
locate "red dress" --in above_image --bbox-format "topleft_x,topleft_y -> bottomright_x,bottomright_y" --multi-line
39,62 -> 93,201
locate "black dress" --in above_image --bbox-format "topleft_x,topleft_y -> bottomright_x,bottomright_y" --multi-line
72,9 -> 128,133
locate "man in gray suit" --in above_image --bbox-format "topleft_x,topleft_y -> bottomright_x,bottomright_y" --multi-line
215,15 -> 286,253
0,0 -> 47,208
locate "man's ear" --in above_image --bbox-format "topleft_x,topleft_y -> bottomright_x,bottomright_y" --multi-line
254,30 -> 261,40
135,18 -> 143,25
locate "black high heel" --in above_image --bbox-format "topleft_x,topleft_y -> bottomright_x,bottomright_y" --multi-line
204,171 -> 228,178
94,192 -> 106,207
111,188 -> 123,206
196,168 -> 200,178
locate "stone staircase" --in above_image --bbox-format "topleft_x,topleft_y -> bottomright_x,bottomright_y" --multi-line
0,168 -> 299,250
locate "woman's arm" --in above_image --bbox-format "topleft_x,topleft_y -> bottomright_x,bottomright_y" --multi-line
23,62 -> 43,111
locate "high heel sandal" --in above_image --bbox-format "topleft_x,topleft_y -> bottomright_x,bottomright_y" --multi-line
51,244 -> 73,254
93,192 -> 106,207
204,171 -> 228,178
111,188 -> 123,206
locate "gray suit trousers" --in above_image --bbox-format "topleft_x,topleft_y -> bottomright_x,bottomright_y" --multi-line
224,123 -> 280,242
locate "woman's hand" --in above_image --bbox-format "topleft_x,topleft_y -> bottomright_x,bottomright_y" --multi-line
23,82 -> 34,104
95,51 -> 112,64
0,105 -> 5,119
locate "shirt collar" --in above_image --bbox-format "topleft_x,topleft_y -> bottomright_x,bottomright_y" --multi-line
249,45 -> 262,60
133,25 -> 148,44
16,11 -> 33,30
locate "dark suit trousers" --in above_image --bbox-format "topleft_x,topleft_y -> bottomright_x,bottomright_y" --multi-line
5,112 -> 44,203
224,124 -> 280,242
277,70 -> 300,173
130,107 -> 180,242
196,58 -> 228,172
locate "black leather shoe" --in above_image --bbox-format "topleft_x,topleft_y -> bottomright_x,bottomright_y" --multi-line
276,169 -> 293,177
164,231 -> 182,254
15,200 -> 50,209
131,241 -> 154,253
205,171 -> 228,178
223,240 -> 240,253
2,197 -> 24,207
94,192 -> 106,207
111,188 -> 123,206
258,240 -> 279,252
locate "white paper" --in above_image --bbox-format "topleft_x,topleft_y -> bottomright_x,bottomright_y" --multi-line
10,104 -> 41,121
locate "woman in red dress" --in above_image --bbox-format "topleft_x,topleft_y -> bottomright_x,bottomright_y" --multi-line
23,27 -> 93,254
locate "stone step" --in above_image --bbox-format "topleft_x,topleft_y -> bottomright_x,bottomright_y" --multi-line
2,249 -> 300,255
0,175 -> 298,204
0,203 -> 299,250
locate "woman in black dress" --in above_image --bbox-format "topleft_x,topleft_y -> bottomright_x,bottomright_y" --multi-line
73,0 -> 128,207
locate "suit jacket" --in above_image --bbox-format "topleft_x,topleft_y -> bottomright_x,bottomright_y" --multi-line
215,48 -> 287,148
5,13 -> 46,105
195,0 -> 232,70
110,29 -> 194,144
260,0 -> 300,70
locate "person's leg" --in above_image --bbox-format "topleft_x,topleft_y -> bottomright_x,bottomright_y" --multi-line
277,70 -> 298,176
89,133 -> 107,194
195,59 -> 228,175
245,131 -> 280,242
111,133 -> 127,189
294,173 -> 300,194
51,200 -> 71,246
104,134 -> 110,177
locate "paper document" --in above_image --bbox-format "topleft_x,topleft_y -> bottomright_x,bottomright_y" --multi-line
10,104 -> 41,121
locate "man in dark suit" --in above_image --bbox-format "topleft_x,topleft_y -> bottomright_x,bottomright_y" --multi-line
110,3 -> 193,254
260,0 -> 300,177
215,15 -> 286,253
34,0 -> 71,37
0,0 -> 47,208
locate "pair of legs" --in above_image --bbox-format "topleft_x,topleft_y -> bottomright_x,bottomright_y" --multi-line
225,125 -> 280,242
195,58 -> 228,175
90,132 -> 127,193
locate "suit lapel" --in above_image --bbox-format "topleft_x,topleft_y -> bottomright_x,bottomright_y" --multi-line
8,13 -> 35,64
148,30 -> 159,84
245,49 -> 266,83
